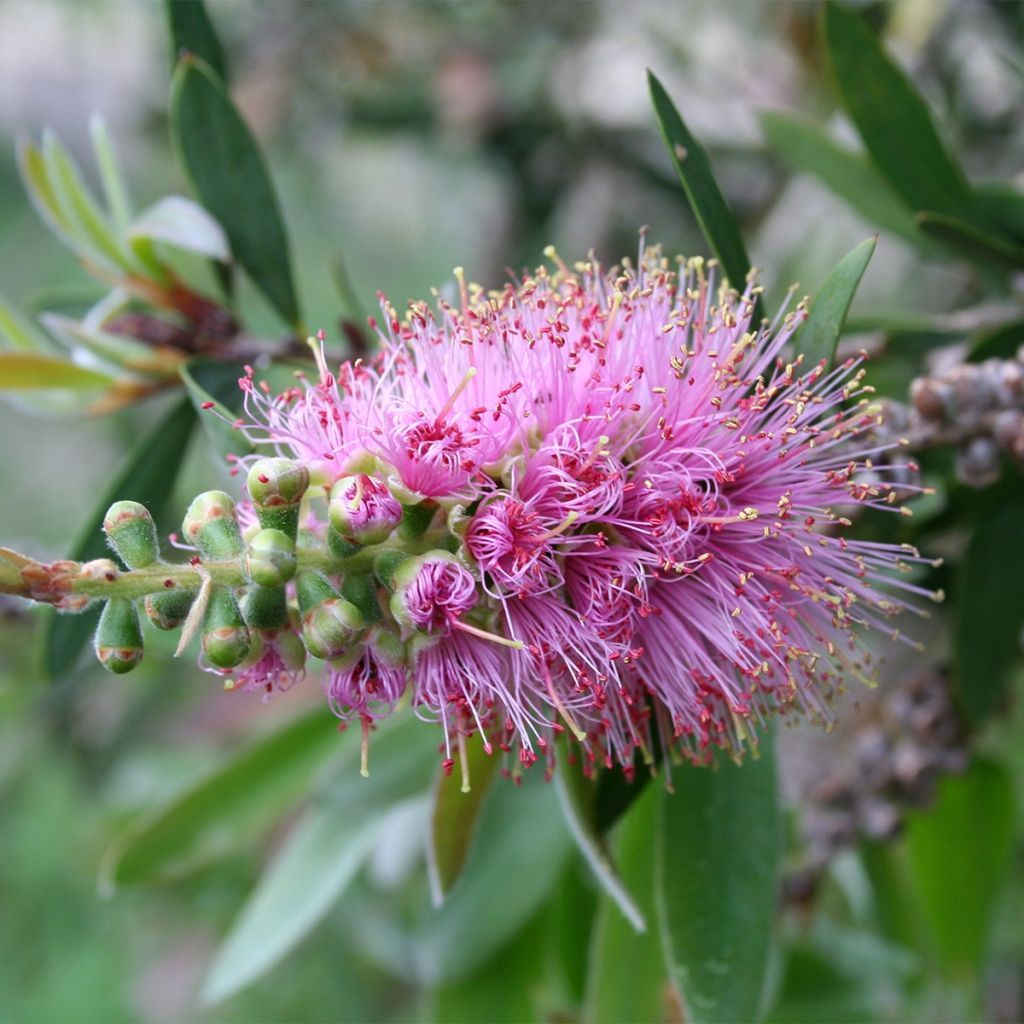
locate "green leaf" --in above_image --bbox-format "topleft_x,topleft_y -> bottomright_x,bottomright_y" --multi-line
759,111 -> 927,248
179,357 -> 255,464
953,499 -> 1024,723
967,317 -> 1024,362
42,130 -> 130,274
38,312 -> 160,376
128,196 -> 230,262
822,2 -> 975,222
556,753 -> 646,931
905,758 -> 1014,972
89,115 -> 132,237
418,769 -> 574,985
101,707 -> 341,890
0,352 -> 115,389
427,733 -> 500,904
973,181 -> 1024,245
586,787 -> 666,1024
0,292 -> 60,353
166,0 -> 229,82
201,716 -> 438,1005
37,397 -> 196,680
794,236 -> 876,369
17,137 -> 77,245
916,210 -> 1024,269
170,55 -> 301,331
648,71 -> 753,294
656,733 -> 781,1024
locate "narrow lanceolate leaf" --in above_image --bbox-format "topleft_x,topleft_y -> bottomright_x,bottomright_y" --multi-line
648,70 -> 752,294
586,788 -> 667,1024
38,398 -> 196,680
656,732 -> 781,1024
101,708 -> 341,890
201,716 -> 439,1006
427,734 -> 500,905
822,2 -> 974,222
128,196 -> 231,262
0,292 -> 58,352
556,753 -> 646,932
953,499 -> 1024,723
179,357 -> 256,464
171,55 -> 301,331
795,236 -> 876,370
89,115 -> 132,236
905,759 -> 1014,972
417,769 -> 575,985
758,111 -> 927,248
916,211 -> 1024,270
0,352 -> 114,389
166,0 -> 229,82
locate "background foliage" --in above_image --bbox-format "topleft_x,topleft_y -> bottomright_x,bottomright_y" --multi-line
1,2 -> 1024,1022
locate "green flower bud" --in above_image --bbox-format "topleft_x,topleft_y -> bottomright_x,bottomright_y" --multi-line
246,528 -> 297,587
242,584 -> 289,630
273,627 -> 307,673
340,572 -> 383,625
182,491 -> 244,561
144,588 -> 195,630
202,587 -> 251,669
95,597 -> 144,674
296,571 -> 363,660
247,458 -> 310,538
103,501 -> 159,569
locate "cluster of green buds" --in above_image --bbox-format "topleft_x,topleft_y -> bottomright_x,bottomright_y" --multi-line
0,455 -> 487,719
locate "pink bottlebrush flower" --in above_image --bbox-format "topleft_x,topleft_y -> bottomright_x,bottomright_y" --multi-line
229,247 -> 935,774
219,627 -> 306,701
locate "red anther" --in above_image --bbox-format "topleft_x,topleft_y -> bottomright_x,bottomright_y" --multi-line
104,572 -> 116,582
164,579 -> 175,588
190,556 -> 201,566
257,474 -> 270,484
442,758 -> 455,776
317,329 -> 326,341
201,401 -> 215,409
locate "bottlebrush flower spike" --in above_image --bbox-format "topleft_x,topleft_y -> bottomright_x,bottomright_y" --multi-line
218,244 -> 936,778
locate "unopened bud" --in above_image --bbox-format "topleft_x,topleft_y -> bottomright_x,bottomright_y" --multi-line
202,587 -> 251,669
183,491 -> 244,561
247,458 -> 310,538
246,528 -> 296,587
329,475 -> 402,545
242,584 -> 289,630
144,588 -> 195,630
95,597 -> 144,674
296,571 -> 363,660
103,501 -> 159,569
955,436 -> 1001,488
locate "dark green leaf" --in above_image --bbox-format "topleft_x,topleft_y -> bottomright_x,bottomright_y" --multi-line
418,769 -> 574,985
795,236 -> 876,369
973,181 -> 1024,245
953,499 -> 1024,722
967,318 -> 1024,362
427,734 -> 500,904
38,398 -> 196,680
656,733 -> 781,1024
101,707 -> 341,890
165,0 -> 229,82
916,210 -> 1024,270
759,111 -> 927,248
648,71 -> 753,296
556,752 -> 646,931
201,716 -> 438,1005
905,758 -> 1014,971
171,56 -> 301,331
179,357 -> 255,464
822,2 -> 974,221
586,787 -> 667,1024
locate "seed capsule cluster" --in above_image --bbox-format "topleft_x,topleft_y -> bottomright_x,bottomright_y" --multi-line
908,347 -> 1024,487
786,668 -> 967,900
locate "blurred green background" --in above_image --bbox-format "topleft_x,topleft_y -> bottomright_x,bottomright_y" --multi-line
2,1 -> 1024,1021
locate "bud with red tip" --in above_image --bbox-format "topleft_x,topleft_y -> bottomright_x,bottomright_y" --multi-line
183,491 -> 244,561
247,458 -> 310,539
95,597 -> 144,674
246,528 -> 297,587
296,571 -> 364,660
103,501 -> 160,569
202,587 -> 251,669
